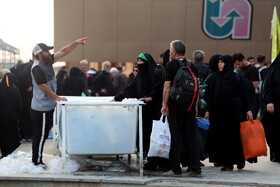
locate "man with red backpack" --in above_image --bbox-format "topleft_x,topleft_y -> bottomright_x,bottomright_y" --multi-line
161,40 -> 201,176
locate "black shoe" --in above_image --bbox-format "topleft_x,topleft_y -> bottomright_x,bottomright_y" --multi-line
34,162 -> 48,170
143,163 -> 157,171
271,158 -> 280,163
237,162 -> 245,170
156,166 -> 170,172
187,171 -> 202,177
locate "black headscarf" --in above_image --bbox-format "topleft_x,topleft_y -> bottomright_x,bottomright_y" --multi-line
208,54 -> 221,73
56,68 -> 67,95
162,49 -> 170,68
56,68 -> 67,85
61,67 -> 85,96
137,53 -> 158,94
0,73 -> 22,118
211,55 -> 236,104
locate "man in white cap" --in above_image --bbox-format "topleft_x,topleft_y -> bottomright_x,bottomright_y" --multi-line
31,37 -> 88,167
110,67 -> 128,95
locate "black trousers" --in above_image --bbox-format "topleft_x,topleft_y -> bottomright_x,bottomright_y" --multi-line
19,91 -> 33,139
262,110 -> 280,161
31,109 -> 53,164
168,104 -> 201,174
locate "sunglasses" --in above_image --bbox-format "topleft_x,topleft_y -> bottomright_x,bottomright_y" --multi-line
133,69 -> 138,72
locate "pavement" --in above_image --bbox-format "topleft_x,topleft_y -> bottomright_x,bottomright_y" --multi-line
0,139 -> 280,186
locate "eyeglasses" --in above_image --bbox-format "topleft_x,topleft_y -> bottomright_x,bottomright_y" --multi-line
133,70 -> 138,72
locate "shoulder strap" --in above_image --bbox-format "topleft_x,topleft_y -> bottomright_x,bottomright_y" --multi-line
178,59 -> 191,67
202,72 -> 214,86
258,66 -> 267,72
186,59 -> 192,67
177,59 -> 185,67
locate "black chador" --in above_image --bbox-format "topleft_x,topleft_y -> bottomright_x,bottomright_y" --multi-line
61,67 -> 85,96
0,73 -> 22,156
205,55 -> 252,169
262,53 -> 280,162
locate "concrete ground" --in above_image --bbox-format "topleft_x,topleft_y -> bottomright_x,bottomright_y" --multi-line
0,139 -> 280,186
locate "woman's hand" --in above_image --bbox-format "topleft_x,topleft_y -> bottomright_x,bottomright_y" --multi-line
204,111 -> 209,119
139,97 -> 152,102
267,103 -> 274,114
246,110 -> 253,120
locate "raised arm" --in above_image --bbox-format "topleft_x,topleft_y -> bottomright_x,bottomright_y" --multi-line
54,37 -> 88,62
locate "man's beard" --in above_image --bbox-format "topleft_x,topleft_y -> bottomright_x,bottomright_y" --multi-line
42,54 -> 53,65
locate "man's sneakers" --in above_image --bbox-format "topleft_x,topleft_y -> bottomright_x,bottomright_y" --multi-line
34,162 -> 48,170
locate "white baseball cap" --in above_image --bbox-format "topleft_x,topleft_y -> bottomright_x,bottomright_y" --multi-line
32,43 -> 53,55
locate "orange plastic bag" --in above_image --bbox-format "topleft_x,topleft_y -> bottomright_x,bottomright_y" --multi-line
240,120 -> 267,160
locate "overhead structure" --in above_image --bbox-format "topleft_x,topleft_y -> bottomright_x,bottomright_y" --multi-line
0,39 -> 20,68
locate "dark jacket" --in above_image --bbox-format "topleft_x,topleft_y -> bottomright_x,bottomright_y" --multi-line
92,70 -> 115,96
61,67 -> 85,96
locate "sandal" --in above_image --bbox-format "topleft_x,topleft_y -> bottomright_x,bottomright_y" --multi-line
163,170 -> 181,176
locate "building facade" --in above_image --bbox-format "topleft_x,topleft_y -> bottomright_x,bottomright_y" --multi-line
54,0 -> 280,69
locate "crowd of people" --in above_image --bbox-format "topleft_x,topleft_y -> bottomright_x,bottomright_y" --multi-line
0,38 -> 279,177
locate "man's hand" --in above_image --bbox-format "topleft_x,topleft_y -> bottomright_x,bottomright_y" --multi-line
56,96 -> 67,101
161,104 -> 169,117
26,86 -> 32,92
101,88 -> 107,94
267,103 -> 274,113
76,37 -> 88,45
139,97 -> 152,102
54,37 -> 89,62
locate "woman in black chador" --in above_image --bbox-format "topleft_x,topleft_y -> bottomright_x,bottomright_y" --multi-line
204,55 -> 253,171
56,67 -> 68,95
262,53 -> 280,162
60,67 -> 86,96
114,53 -> 163,170
0,73 -> 22,156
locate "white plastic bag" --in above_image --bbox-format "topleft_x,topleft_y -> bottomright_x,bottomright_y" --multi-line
147,115 -> 171,159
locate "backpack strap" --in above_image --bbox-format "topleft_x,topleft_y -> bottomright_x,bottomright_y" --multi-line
178,59 -> 191,67
202,72 -> 214,87
186,59 -> 192,67
187,65 -> 198,111
255,66 -> 268,94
